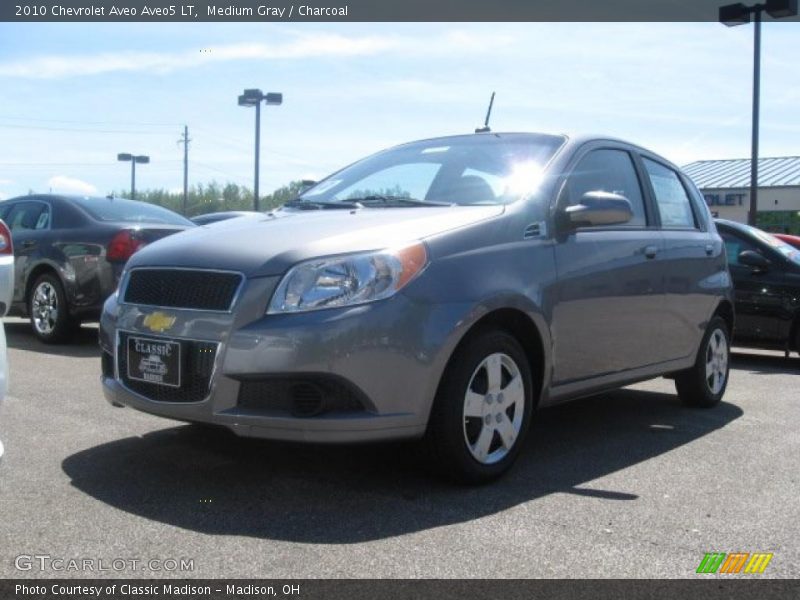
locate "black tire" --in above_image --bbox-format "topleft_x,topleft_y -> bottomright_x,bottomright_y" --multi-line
27,273 -> 78,344
424,329 -> 535,484
675,316 -> 730,408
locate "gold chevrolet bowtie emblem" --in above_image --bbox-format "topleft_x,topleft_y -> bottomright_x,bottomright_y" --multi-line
143,311 -> 177,333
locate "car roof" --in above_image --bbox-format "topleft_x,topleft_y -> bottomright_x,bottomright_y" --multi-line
0,194 -> 133,205
388,131 -> 684,173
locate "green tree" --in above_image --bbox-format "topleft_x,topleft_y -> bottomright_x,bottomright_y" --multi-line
115,180 -> 307,217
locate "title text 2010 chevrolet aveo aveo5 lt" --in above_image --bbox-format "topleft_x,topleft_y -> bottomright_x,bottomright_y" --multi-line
100,133 -> 734,483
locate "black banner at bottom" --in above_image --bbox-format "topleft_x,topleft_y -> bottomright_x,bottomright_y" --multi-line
2,579 -> 799,600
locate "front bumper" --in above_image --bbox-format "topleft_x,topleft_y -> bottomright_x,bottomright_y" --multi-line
100,275 -> 468,443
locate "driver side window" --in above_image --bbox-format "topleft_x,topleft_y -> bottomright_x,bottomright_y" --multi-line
562,149 -> 647,227
720,231 -> 761,267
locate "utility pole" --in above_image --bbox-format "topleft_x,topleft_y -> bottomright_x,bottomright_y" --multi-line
178,125 -> 191,216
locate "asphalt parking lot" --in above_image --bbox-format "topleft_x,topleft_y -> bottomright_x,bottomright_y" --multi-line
1,316 -> 798,579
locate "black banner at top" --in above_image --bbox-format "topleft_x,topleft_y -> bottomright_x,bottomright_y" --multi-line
4,0 -> 800,22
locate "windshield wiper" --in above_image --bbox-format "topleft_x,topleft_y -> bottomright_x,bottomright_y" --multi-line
284,199 -> 362,210
346,195 -> 453,207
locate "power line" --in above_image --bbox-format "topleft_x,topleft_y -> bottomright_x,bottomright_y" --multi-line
0,115 -> 179,127
193,161 -> 249,182
0,161 -> 181,167
0,123 -> 174,134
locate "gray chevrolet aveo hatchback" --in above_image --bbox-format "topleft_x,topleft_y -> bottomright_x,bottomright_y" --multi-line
100,132 -> 734,483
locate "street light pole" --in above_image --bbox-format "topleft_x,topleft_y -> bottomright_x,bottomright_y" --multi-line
130,159 -> 137,200
750,7 -> 761,227
254,99 -> 261,210
117,153 -> 150,200
238,88 -> 282,212
719,0 -> 798,227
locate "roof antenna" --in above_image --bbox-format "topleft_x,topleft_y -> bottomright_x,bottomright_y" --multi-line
475,92 -> 495,133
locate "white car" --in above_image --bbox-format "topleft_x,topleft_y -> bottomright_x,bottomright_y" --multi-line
0,219 -> 13,461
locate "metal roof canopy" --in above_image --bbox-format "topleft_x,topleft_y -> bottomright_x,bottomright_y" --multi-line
683,156 -> 800,189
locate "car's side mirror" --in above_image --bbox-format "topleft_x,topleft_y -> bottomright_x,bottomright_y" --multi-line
564,191 -> 634,228
738,250 -> 770,271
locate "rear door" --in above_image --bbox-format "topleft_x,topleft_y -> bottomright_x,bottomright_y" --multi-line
5,200 -> 52,304
551,144 -> 665,384
639,156 -> 722,361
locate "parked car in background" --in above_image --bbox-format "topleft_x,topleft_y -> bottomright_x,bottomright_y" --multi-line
773,232 -> 800,250
101,132 -> 734,483
191,211 -> 262,225
0,218 -> 14,462
0,195 -> 194,343
715,219 -> 800,356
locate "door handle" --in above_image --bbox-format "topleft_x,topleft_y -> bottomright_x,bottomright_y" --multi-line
21,240 -> 36,249
705,244 -> 714,256
644,245 -> 659,259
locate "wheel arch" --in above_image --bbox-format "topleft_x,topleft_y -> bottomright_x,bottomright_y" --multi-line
24,262 -> 64,308
435,306 -> 548,412
712,298 -> 735,339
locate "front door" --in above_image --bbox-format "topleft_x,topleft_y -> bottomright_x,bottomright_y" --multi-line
720,228 -> 784,344
551,146 -> 665,384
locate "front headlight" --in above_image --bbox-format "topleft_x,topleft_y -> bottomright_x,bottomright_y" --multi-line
267,242 -> 428,314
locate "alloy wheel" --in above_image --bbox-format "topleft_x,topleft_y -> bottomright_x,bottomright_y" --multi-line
462,352 -> 526,465
32,281 -> 59,335
705,328 -> 728,395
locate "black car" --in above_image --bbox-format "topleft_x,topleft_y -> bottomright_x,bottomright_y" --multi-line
0,195 -> 193,343
715,219 -> 800,355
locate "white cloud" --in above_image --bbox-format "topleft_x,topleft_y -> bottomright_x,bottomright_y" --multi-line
0,179 -> 12,185
47,175 -> 97,195
0,31 -> 514,79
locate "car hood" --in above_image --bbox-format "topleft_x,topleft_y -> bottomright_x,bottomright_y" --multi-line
126,205 -> 504,277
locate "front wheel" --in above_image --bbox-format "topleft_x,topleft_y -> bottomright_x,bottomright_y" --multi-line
675,316 -> 730,408
28,273 -> 78,344
424,330 -> 534,484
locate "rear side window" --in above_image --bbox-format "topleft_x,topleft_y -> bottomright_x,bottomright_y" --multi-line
562,149 -> 647,227
643,159 -> 696,229
72,197 -> 192,226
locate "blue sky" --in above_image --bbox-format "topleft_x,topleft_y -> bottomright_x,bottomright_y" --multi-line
0,22 -> 798,200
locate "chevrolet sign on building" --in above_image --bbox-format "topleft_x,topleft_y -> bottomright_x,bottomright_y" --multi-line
684,156 -> 800,231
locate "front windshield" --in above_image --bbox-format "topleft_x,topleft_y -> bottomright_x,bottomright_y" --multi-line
297,133 -> 565,207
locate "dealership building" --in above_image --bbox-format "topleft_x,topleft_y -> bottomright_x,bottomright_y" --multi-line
682,156 -> 800,231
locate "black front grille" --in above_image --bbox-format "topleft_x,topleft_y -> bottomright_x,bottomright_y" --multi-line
118,333 -> 217,403
238,377 -> 368,417
124,269 -> 242,311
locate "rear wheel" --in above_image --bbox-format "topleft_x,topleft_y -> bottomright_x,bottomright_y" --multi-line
425,330 -> 534,484
675,316 -> 730,408
28,273 -> 78,344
